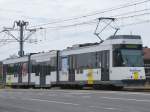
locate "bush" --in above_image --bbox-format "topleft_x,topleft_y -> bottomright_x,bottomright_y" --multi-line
0,81 -> 4,89
0,75 -> 3,88
0,75 -> 2,81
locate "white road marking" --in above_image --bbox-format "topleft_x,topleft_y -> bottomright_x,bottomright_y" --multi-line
42,89 -> 150,96
89,106 -> 98,108
23,98 -> 80,106
2,89 -> 150,96
100,96 -> 150,102
63,94 -> 74,97
89,105 -> 121,111
66,90 -> 150,97
102,91 -> 150,96
82,95 -> 91,98
37,93 -> 43,95
104,107 -> 116,110
0,93 -> 128,112
65,92 -> 91,95
48,94 -> 57,96
8,96 -> 16,99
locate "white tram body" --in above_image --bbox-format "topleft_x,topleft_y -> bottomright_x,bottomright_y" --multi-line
30,51 -> 57,87
2,35 -> 146,88
59,35 -> 145,86
3,56 -> 29,86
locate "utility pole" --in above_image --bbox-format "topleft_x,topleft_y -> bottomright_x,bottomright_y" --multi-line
16,21 -> 28,57
2,20 -> 42,57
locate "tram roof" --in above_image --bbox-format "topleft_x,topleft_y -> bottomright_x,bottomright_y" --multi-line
107,35 -> 141,40
3,56 -> 29,64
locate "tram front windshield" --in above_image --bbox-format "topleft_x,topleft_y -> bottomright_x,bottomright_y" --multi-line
113,44 -> 144,67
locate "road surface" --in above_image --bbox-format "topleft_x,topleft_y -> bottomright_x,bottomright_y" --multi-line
0,89 -> 150,112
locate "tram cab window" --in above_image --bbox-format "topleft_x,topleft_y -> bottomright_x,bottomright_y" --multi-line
113,44 -> 144,67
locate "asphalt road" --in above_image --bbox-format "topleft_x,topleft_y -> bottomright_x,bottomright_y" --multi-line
0,89 -> 150,112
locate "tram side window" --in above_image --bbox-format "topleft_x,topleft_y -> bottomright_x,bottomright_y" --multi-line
7,64 -> 14,75
3,65 -> 7,75
14,64 -> 19,77
42,63 -> 50,75
31,65 -> 36,73
61,57 -> 68,71
76,52 -> 97,69
35,65 -> 40,76
47,65 -> 51,74
50,57 -> 57,71
31,58 -> 56,76
18,63 -> 23,75
31,64 -> 40,76
22,63 -> 28,76
40,63 -> 51,75
96,52 -> 102,68
40,64 -> 45,75
68,55 -> 76,69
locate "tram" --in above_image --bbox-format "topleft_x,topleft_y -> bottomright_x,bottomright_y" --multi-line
2,35 -> 146,88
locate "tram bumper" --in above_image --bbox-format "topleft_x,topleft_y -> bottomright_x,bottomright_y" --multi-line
121,79 -> 146,87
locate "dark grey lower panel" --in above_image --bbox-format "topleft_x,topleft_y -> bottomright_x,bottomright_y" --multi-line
5,79 -> 146,88
54,80 -> 118,87
5,82 -> 35,86
122,79 -> 146,86
34,84 -> 51,88
55,80 -> 146,87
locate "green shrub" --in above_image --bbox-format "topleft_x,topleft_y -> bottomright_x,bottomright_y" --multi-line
0,75 -> 2,81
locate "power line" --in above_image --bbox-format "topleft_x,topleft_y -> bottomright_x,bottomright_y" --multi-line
29,8 -> 150,31
39,11 -> 150,30
119,19 -> 150,27
111,8 -> 150,18
45,19 -> 97,29
118,12 -> 150,19
30,0 -> 150,28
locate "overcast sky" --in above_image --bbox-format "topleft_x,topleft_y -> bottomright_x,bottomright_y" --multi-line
0,0 -> 150,60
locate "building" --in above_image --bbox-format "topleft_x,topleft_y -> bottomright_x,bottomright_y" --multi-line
0,62 -> 2,82
143,48 -> 150,80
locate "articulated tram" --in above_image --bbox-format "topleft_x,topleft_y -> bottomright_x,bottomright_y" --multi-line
2,35 -> 146,88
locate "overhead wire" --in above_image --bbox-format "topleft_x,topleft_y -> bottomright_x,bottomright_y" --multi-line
39,11 -> 150,30
111,8 -> 150,18
119,19 -> 150,27
117,12 -> 150,19
45,19 -> 97,30
30,2 -> 150,30
0,0 -> 150,47
30,0 -> 150,28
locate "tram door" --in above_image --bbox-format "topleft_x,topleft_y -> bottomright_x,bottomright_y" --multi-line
18,63 -> 22,83
68,55 -> 75,82
40,64 -> 46,87
101,50 -> 110,81
2,65 -> 7,84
